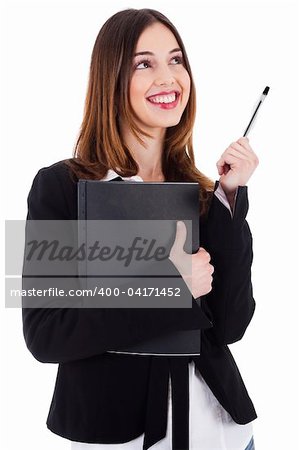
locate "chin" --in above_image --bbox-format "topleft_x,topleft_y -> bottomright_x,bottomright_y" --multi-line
149,115 -> 182,128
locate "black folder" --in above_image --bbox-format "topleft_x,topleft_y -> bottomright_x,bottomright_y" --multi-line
77,179 -> 203,356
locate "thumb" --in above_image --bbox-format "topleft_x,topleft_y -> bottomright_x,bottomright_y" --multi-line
170,221 -> 187,258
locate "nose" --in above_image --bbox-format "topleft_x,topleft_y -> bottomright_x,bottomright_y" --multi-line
154,64 -> 175,87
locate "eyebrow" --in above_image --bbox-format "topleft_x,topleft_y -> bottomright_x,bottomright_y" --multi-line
134,47 -> 182,57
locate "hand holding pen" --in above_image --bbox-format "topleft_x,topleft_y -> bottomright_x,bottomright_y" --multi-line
216,86 -> 270,199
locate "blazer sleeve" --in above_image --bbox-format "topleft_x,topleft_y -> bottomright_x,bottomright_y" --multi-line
22,163 -> 213,364
199,180 -> 256,346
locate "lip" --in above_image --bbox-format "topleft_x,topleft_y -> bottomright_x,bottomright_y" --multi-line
146,91 -> 181,110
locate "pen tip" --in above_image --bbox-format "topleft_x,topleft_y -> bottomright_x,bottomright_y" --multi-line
263,86 -> 270,95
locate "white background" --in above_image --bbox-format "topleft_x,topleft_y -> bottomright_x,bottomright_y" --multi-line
1,0 -> 299,449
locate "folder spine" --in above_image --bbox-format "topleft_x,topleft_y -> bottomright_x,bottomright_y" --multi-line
78,180 -> 87,290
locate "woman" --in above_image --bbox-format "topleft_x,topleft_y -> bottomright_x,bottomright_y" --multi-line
22,8 -> 258,450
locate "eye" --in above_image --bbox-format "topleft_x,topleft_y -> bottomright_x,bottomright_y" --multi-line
170,55 -> 183,65
134,59 -> 152,70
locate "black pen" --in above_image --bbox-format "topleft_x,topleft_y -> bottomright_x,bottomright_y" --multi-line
243,86 -> 270,137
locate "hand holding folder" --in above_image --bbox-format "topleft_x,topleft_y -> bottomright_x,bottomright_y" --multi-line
169,221 -> 214,300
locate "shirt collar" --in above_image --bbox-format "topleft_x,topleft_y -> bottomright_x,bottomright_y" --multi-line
101,168 -> 144,182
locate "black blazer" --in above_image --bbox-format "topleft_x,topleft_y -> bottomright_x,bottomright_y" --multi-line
22,161 -> 257,449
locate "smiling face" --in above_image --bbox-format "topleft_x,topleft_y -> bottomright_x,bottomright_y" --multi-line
129,22 -> 191,133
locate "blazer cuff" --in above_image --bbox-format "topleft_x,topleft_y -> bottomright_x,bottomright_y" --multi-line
214,183 -> 238,218
213,180 -> 249,227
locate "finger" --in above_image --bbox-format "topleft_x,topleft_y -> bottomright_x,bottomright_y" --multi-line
216,157 -> 227,171
230,142 -> 252,156
216,164 -> 231,178
228,145 -> 258,166
229,141 -> 253,154
217,153 -> 240,166
236,137 -> 254,152
170,221 -> 187,256
199,247 -> 211,262
216,160 -> 225,175
216,158 -> 228,175
238,136 -> 249,143
225,148 -> 250,160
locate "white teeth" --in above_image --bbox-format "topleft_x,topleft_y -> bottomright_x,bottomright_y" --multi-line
148,93 -> 177,104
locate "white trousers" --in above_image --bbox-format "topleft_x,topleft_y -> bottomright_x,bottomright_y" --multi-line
70,361 -> 253,450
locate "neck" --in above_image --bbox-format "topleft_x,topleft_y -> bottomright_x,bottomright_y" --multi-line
120,121 -> 166,182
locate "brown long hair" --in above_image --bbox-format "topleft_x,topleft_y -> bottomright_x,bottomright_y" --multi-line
64,8 -> 215,217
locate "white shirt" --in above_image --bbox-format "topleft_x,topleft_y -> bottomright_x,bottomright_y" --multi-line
71,170 -> 253,450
